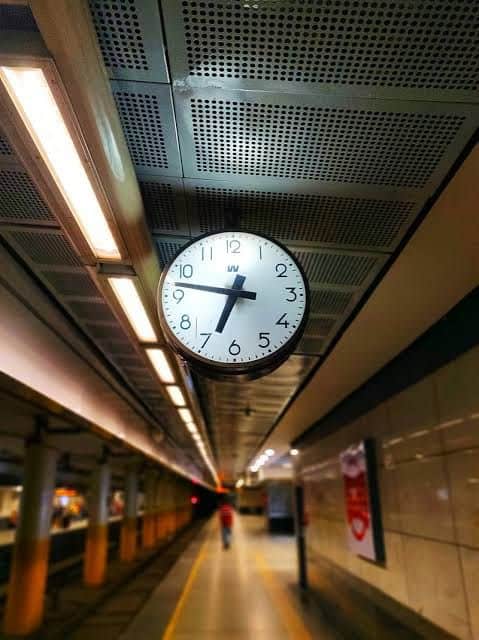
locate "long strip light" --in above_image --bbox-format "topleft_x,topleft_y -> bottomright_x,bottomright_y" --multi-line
145,348 -> 175,384
108,277 -> 157,343
178,408 -> 193,423
166,385 -> 186,407
0,67 -> 120,260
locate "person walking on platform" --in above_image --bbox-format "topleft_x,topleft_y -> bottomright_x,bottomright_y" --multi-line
218,498 -> 234,549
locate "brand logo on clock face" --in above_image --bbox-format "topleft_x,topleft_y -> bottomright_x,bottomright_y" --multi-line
158,231 -> 309,374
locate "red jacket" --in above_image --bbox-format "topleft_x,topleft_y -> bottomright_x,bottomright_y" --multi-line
219,504 -> 233,528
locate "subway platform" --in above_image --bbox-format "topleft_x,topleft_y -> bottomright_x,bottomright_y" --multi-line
119,515 -> 338,640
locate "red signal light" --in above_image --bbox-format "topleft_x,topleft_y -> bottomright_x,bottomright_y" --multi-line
191,496 -> 199,505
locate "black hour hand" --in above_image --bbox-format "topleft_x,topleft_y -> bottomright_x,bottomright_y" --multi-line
215,275 -> 245,334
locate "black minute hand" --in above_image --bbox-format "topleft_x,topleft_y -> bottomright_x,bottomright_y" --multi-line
215,274 -> 246,334
174,282 -> 256,300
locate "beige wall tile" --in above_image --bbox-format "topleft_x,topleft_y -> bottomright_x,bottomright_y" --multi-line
386,376 -> 442,464
358,532 -> 409,606
378,465 -> 402,531
403,536 -> 471,640
435,346 -> 479,452
460,546 -> 479,640
447,450 -> 479,548
396,456 -> 455,542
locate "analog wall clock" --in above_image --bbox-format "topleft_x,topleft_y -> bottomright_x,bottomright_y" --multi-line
157,231 -> 310,380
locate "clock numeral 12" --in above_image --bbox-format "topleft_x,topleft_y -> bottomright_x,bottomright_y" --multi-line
226,239 -> 241,254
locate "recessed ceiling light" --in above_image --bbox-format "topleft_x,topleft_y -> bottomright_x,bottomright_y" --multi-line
145,348 -> 175,383
178,408 -> 193,423
0,66 -> 120,260
108,277 -> 157,343
166,385 -> 186,407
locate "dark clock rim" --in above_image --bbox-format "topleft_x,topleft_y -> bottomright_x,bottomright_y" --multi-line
156,229 -> 311,377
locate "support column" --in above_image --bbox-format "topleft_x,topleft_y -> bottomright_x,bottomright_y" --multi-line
4,442 -> 57,636
142,470 -> 156,549
154,472 -> 163,544
120,466 -> 138,563
83,462 -> 111,587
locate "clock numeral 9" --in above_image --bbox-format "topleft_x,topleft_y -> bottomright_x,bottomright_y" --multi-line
173,289 -> 185,304
285,287 -> 297,302
226,239 -> 241,254
276,313 -> 290,328
275,263 -> 287,278
228,340 -> 241,356
179,264 -> 193,279
180,314 -> 191,330
258,332 -> 270,348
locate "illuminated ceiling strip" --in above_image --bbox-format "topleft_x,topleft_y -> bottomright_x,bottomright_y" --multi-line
108,277 -> 157,343
0,66 -> 120,260
166,385 -> 186,407
145,348 -> 175,384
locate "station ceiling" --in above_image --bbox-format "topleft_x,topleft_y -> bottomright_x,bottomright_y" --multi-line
0,1 -> 478,483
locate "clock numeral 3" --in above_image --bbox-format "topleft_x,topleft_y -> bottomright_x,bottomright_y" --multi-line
228,340 -> 241,356
275,263 -> 287,278
179,264 -> 193,279
276,313 -> 290,328
173,289 -> 185,303
258,332 -> 270,348
180,314 -> 191,330
200,332 -> 212,348
285,287 -> 297,302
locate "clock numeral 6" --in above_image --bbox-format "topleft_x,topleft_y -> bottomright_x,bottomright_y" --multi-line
276,313 -> 290,328
285,287 -> 297,302
180,314 -> 191,330
258,332 -> 270,348
173,289 -> 185,303
275,263 -> 287,277
228,340 -> 241,356
179,264 -> 193,279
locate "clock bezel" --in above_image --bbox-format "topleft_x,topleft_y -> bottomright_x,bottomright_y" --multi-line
156,230 -> 310,380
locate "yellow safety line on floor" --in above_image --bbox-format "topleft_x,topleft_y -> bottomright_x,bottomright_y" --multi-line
255,552 -> 313,640
162,535 -> 209,640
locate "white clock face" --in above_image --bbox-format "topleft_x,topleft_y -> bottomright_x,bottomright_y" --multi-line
159,232 -> 308,370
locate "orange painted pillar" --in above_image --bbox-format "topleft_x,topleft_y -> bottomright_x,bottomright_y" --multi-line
120,467 -> 138,563
83,462 -> 110,587
142,470 -> 156,550
3,442 -> 57,636
154,473 -> 163,544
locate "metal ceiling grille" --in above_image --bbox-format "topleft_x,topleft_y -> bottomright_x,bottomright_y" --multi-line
111,81 -> 182,176
155,236 -> 188,268
0,5 -> 38,31
0,132 -> 13,156
180,95 -> 471,191
309,288 -> 354,316
7,230 -> 82,267
185,180 -> 419,251
41,271 -> 102,299
139,177 -> 189,235
162,0 -> 479,99
0,170 -> 56,225
89,0 -> 169,82
292,250 -> 377,287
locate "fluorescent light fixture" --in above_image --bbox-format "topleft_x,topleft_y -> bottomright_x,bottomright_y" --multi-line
166,385 -> 186,407
265,448 -> 275,457
178,408 -> 193,423
186,422 -> 198,434
236,479 -> 244,488
290,448 -> 299,456
0,67 -> 120,260
145,348 -> 175,383
108,277 -> 157,342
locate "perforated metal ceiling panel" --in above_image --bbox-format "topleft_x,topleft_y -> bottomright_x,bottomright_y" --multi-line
197,354 -> 316,477
162,0 -> 479,101
0,169 -> 56,226
174,89 -> 477,197
184,178 -> 419,251
139,176 -> 190,235
89,0 -> 169,82
111,80 -> 182,177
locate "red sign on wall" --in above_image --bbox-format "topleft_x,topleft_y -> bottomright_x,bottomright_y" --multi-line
340,440 -> 384,562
